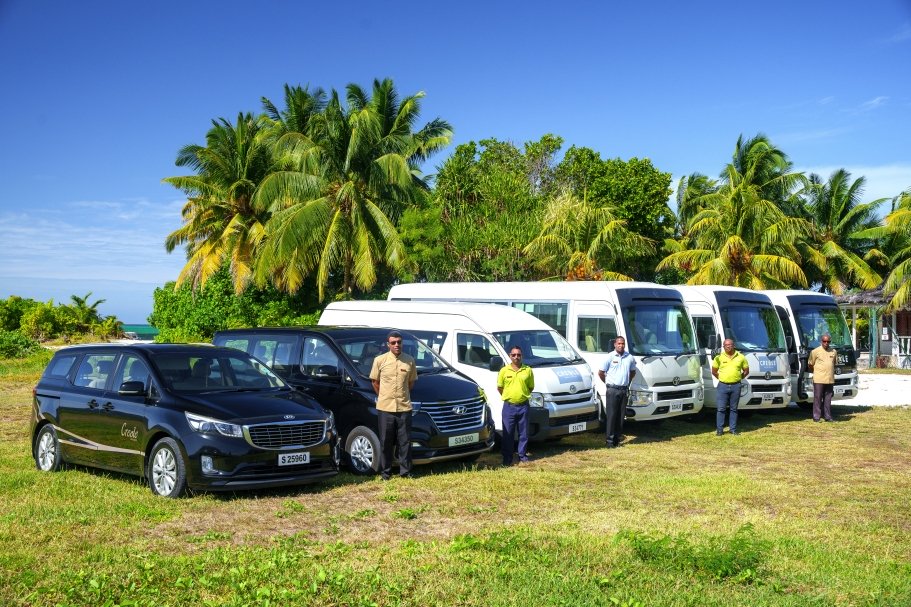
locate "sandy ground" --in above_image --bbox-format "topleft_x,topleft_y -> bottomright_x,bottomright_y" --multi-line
838,373 -> 911,407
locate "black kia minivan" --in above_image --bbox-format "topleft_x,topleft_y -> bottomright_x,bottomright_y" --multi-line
214,327 -> 495,474
31,343 -> 340,497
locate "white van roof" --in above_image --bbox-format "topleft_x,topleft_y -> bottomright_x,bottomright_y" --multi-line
322,300 -> 555,333
389,280 -> 681,302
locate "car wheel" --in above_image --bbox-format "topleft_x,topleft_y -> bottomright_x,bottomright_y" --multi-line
344,426 -> 381,475
35,425 -> 63,472
147,438 -> 187,498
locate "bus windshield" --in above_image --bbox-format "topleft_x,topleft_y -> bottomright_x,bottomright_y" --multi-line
621,304 -> 697,356
720,305 -> 786,352
493,330 -> 584,367
794,306 -> 852,349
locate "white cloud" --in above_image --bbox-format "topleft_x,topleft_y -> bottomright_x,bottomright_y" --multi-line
796,163 -> 911,205
885,23 -> 911,44
859,96 -> 889,112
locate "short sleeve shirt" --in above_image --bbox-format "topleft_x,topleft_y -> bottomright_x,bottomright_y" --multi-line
808,346 -> 836,384
712,351 -> 749,383
497,364 -> 535,404
601,351 -> 637,387
370,351 -> 418,413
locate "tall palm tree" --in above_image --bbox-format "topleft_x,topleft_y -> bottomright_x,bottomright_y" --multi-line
254,78 -> 452,299
524,190 -> 654,280
163,113 -> 275,293
658,134 -> 811,288
800,169 -> 885,293
866,188 -> 911,310
69,292 -> 105,330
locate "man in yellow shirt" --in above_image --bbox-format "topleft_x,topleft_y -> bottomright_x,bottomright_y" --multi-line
712,339 -> 749,436
807,334 -> 836,422
497,345 -> 535,466
370,331 -> 418,479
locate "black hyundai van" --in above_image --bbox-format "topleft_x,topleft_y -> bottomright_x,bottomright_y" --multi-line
214,327 -> 495,474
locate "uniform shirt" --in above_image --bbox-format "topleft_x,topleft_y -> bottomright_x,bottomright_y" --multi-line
370,351 -> 418,413
601,351 -> 637,387
712,351 -> 749,384
498,364 -> 535,404
808,346 -> 836,385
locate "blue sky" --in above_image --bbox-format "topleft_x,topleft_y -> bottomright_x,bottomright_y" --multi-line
1,0 -> 910,322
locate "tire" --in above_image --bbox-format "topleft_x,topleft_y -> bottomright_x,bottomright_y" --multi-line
147,438 -> 187,498
34,425 -> 63,472
344,426 -> 381,475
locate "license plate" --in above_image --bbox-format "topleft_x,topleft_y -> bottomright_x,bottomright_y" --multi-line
278,451 -> 310,466
761,393 -> 773,404
448,433 -> 479,447
568,422 -> 587,433
834,387 -> 846,395
670,401 -> 684,412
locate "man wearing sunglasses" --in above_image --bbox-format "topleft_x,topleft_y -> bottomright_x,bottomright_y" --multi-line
807,333 -> 836,423
370,331 -> 418,479
498,345 -> 534,466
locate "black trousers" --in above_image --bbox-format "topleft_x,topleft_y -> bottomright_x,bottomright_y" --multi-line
604,386 -> 628,446
378,410 -> 412,477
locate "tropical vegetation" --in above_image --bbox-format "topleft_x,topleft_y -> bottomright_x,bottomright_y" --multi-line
0,293 -> 122,351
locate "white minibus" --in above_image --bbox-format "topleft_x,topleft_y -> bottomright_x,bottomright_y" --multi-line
763,290 -> 860,404
319,301 -> 600,440
676,285 -> 790,410
387,281 -> 705,421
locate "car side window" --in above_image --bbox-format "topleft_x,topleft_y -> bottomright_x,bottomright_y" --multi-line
302,337 -> 340,377
73,354 -> 118,390
45,354 -> 77,379
456,333 -> 496,369
113,355 -> 151,392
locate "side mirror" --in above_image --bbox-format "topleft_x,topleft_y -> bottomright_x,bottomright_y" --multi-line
786,335 -> 794,351
489,356 -> 504,372
707,334 -> 718,350
118,381 -> 146,397
313,366 -> 341,379
789,353 -> 798,367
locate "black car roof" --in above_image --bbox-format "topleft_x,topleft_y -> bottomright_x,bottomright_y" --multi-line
52,343 -> 239,356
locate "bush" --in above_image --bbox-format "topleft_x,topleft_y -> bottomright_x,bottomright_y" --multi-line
0,330 -> 41,358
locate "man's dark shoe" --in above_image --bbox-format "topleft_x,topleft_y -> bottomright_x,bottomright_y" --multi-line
381,474 -> 391,481
813,419 -> 821,423
716,430 -> 723,436
730,430 -> 740,436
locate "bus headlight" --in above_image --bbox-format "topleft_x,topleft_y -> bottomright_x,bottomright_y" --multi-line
529,392 -> 545,408
628,390 -> 652,407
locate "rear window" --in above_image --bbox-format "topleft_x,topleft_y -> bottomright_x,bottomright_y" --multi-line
44,354 -> 77,379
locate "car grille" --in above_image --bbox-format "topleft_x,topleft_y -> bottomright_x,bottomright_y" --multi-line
656,389 -> 693,401
551,388 -> 595,407
245,421 -> 326,449
835,377 -> 853,386
653,379 -> 698,387
751,382 -> 784,394
416,395 -> 486,433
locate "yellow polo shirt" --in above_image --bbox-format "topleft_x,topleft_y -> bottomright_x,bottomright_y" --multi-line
808,346 -> 836,384
712,351 -> 749,384
497,364 -> 534,404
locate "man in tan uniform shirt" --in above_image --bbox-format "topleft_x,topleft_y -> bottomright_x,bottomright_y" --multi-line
370,331 -> 418,479
807,333 -> 836,423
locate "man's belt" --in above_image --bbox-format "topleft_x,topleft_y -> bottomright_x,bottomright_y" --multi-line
719,380 -> 741,385
504,400 -> 529,406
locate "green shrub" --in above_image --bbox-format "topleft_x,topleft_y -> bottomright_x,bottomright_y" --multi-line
0,330 -> 41,358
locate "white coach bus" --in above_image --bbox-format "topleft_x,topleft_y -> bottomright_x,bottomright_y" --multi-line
676,285 -> 791,410
763,290 -> 860,405
387,281 -> 704,422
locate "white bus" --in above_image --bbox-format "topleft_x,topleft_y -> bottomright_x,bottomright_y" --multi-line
319,300 -> 600,441
763,290 -> 860,405
387,281 -> 704,422
676,285 -> 790,410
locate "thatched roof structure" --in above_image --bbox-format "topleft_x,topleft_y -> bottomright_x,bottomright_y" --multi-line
835,287 -> 890,307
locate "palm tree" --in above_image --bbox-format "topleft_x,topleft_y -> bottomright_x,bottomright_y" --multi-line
163,113 -> 275,293
254,78 -> 452,299
524,190 -> 655,280
658,134 -> 811,288
800,169 -> 885,293
69,292 -> 105,331
867,188 -> 911,310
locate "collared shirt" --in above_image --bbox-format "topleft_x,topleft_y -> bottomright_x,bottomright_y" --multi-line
498,364 -> 534,404
601,351 -> 637,387
370,351 -> 418,413
808,346 -> 836,384
712,351 -> 749,384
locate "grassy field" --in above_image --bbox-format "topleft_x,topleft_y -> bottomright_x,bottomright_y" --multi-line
2,352 -> 909,606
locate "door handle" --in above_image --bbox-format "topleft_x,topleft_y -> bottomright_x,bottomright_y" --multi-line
87,399 -> 100,409
101,402 -> 115,411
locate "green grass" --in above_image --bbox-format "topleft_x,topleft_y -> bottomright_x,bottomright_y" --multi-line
2,355 -> 910,606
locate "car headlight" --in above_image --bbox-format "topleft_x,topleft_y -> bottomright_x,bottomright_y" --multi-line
696,386 -> 704,402
529,392 -> 545,408
325,409 -> 336,432
185,412 -> 243,438
785,382 -> 791,396
628,390 -> 651,407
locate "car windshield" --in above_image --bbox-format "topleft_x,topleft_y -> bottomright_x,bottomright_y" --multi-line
621,303 -> 697,356
492,330 -> 584,366
152,352 -> 286,392
334,333 -> 451,377
720,305 -> 787,352
794,305 -> 853,348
